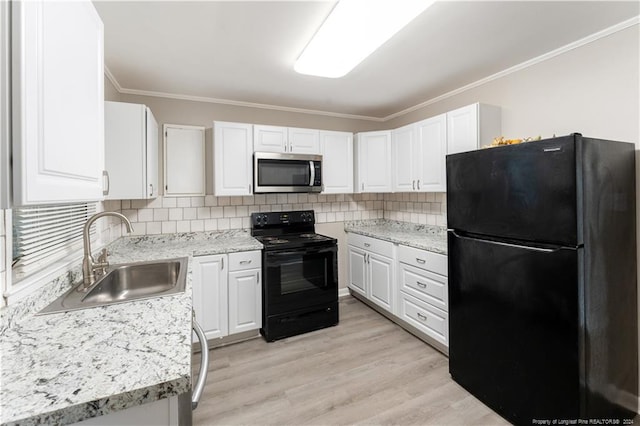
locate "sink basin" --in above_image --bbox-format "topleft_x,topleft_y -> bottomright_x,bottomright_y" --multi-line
39,257 -> 188,315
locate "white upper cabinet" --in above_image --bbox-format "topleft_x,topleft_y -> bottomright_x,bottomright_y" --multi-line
416,114 -> 447,192
214,121 -> 253,196
288,127 -> 320,154
104,102 -> 159,200
320,130 -> 353,194
354,131 -> 392,193
254,124 -> 320,154
0,0 -> 9,208
392,124 -> 417,192
12,0 -> 105,205
163,124 -> 205,197
446,103 -> 501,154
253,125 -> 287,152
393,114 -> 447,193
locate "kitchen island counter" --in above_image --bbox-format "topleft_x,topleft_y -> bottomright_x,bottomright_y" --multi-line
0,230 -> 261,426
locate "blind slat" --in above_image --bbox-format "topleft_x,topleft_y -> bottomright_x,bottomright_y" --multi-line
13,203 -> 98,279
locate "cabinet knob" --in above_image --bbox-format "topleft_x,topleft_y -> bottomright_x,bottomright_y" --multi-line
364,243 -> 371,248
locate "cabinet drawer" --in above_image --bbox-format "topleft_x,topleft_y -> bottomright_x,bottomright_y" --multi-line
399,263 -> 447,311
399,292 -> 448,346
348,233 -> 394,258
398,245 -> 447,276
228,250 -> 262,272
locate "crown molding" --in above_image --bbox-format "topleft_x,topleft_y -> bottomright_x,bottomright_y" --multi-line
104,16 -> 639,124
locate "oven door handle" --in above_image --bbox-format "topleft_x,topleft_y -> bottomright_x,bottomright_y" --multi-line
309,161 -> 315,187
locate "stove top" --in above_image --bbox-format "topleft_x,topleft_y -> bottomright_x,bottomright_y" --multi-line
255,232 -> 336,250
251,210 -> 337,250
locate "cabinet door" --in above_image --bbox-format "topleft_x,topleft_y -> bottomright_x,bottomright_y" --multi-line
288,127 -> 320,154
192,254 -> 228,340
145,108 -> 159,198
228,268 -> 261,335
164,124 -> 205,196
104,102 -> 147,200
368,252 -> 394,313
12,0 -> 105,205
0,0 -> 9,208
348,245 -> 367,297
447,104 -> 478,155
392,124 -> 416,192
355,131 -> 392,193
254,125 -> 287,152
416,114 -> 446,192
320,130 -> 353,194
214,121 -> 253,196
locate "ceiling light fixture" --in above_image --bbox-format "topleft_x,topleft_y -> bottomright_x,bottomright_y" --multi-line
294,0 -> 435,79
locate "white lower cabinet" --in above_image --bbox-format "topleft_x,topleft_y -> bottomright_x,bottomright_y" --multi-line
228,252 -> 262,335
347,234 -> 395,314
192,254 -> 228,340
347,232 -> 449,352
192,251 -> 261,342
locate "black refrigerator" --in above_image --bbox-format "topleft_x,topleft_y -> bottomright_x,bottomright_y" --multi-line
446,133 -> 638,424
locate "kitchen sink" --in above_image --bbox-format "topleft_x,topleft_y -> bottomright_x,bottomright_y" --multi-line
39,257 -> 188,315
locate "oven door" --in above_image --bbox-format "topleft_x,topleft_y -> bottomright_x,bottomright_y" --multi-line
254,152 -> 322,193
264,244 -> 337,314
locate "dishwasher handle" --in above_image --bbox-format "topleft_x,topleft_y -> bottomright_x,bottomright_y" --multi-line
192,316 -> 209,410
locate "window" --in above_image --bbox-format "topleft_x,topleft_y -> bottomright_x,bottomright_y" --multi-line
12,203 -> 96,282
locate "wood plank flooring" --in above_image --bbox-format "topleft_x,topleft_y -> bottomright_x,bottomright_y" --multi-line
192,296 -> 509,425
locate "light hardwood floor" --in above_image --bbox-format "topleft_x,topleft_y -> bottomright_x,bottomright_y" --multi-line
192,296 -> 509,425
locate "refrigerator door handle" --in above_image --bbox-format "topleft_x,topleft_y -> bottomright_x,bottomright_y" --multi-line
450,231 -> 561,253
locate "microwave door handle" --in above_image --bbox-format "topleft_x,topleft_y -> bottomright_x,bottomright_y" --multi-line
309,161 -> 315,186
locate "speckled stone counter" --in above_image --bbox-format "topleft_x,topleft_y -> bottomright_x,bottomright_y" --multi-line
344,219 -> 447,255
0,229 -> 262,426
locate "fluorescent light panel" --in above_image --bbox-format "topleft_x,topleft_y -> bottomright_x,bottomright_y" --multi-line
295,0 -> 435,78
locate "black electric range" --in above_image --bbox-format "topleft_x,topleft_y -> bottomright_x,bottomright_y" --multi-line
251,210 -> 339,341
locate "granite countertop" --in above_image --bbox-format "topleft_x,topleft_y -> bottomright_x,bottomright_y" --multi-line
0,230 -> 262,426
344,219 -> 448,255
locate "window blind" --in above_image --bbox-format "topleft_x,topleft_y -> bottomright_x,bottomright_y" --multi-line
12,203 -> 97,280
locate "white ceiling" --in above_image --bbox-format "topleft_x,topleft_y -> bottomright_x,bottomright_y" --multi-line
93,1 -> 639,120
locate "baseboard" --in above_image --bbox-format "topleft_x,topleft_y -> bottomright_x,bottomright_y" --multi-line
338,287 -> 351,298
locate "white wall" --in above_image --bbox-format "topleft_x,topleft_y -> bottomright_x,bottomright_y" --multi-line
387,25 -> 639,144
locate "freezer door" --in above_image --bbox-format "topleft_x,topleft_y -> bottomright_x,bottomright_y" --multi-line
448,231 -> 581,424
446,135 -> 578,245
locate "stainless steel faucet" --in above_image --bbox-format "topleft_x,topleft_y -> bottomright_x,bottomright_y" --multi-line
81,211 -> 133,290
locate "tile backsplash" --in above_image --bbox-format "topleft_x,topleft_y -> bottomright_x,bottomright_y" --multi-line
383,192 -> 447,227
117,193 -> 386,235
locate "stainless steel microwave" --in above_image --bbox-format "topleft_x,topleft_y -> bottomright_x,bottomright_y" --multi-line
253,152 -> 322,193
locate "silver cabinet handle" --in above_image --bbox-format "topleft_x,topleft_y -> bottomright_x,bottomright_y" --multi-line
149,183 -> 154,196
257,271 -> 260,282
361,182 -> 364,191
239,260 -> 252,265
364,243 -> 371,248
221,257 -> 224,270
416,258 -> 426,264
417,180 -> 420,190
417,281 -> 427,288
191,317 -> 209,410
102,170 -> 110,196
417,312 -> 427,321
412,180 -> 415,190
